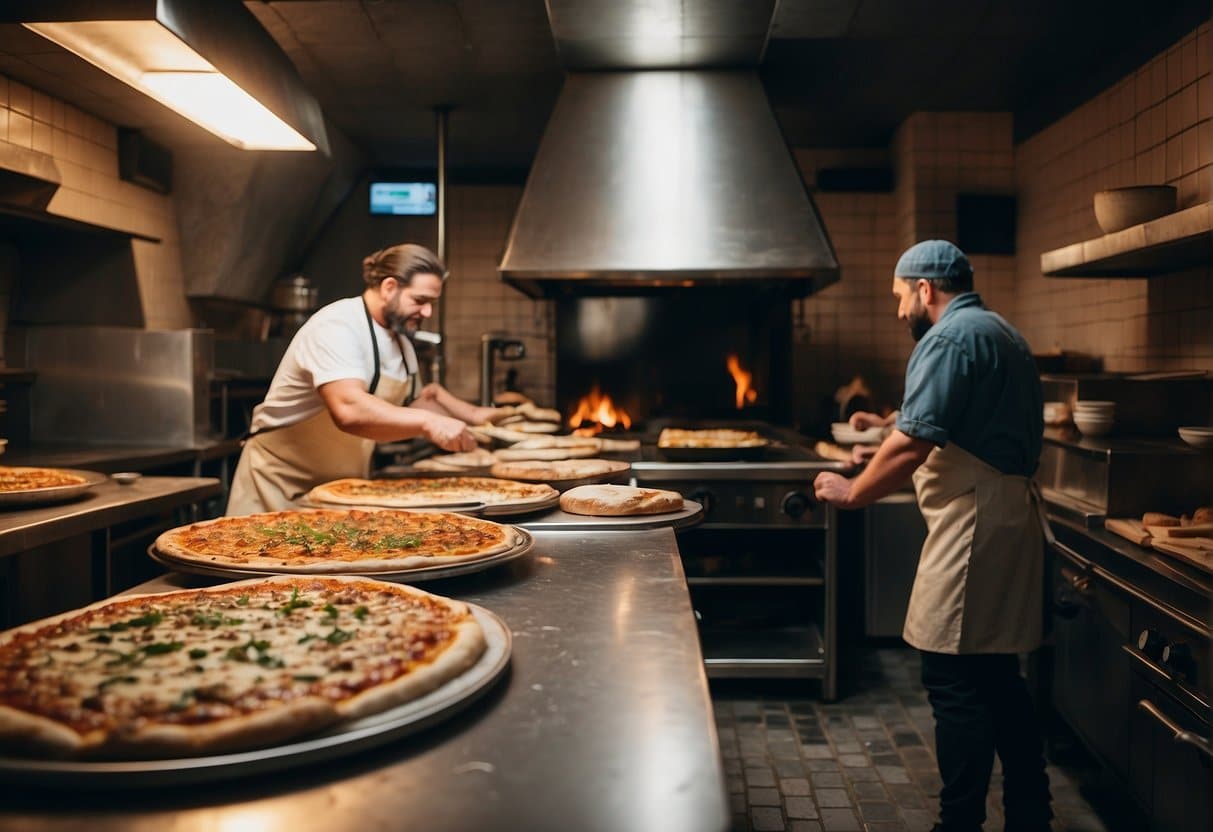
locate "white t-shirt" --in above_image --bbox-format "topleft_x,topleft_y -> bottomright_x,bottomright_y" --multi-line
250,296 -> 419,432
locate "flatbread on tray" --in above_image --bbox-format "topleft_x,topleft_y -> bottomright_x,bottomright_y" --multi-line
306,476 -> 556,509
0,576 -> 485,759
559,484 -> 685,516
494,445 -> 600,462
412,448 -> 497,471
155,509 -> 520,573
489,458 -> 631,483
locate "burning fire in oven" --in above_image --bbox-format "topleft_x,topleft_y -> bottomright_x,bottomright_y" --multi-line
568,384 -> 633,436
726,354 -> 758,409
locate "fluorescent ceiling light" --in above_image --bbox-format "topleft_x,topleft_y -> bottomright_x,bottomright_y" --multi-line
24,20 -> 315,151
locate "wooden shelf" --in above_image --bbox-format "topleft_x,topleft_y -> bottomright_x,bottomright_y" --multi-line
1041,202 -> 1212,277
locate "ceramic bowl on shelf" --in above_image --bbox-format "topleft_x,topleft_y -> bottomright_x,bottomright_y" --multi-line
1093,186 -> 1176,233
1177,427 -> 1213,449
1073,415 -> 1114,437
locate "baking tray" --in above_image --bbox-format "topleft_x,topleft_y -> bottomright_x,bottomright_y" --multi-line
516,500 -> 704,532
0,468 -> 108,506
147,526 -> 535,583
657,445 -> 769,462
0,604 -> 511,788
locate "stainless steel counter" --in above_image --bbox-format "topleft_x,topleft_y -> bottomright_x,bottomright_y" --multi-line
0,476 -> 222,559
0,528 -> 730,832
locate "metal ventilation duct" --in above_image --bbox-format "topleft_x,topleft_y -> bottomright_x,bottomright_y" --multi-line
498,70 -> 839,298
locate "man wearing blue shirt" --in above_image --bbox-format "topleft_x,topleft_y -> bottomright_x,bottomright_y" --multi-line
814,241 -> 1052,832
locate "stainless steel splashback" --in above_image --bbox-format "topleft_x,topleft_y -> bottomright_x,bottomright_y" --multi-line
21,327 -> 215,446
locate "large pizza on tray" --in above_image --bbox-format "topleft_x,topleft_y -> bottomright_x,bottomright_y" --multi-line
155,509 -> 518,573
0,466 -> 87,492
0,576 -> 485,758
306,476 -> 557,509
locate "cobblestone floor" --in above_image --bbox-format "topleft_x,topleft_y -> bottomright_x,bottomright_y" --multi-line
712,648 -> 1137,832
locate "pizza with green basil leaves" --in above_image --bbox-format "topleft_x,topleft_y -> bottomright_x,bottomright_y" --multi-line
154,509 -> 517,573
0,576 -> 486,758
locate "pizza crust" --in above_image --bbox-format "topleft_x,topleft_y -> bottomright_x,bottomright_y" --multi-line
559,484 -> 685,516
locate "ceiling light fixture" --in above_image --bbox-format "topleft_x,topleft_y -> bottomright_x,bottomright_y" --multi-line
9,1 -> 327,153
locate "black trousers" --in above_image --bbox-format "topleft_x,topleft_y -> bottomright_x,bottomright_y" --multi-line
920,651 -> 1052,832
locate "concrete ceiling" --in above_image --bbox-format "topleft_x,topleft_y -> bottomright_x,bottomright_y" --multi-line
0,0 -> 1207,170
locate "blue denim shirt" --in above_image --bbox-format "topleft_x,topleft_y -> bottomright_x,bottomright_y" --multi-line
895,293 -> 1043,476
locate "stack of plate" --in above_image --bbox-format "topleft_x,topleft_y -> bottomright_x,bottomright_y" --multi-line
831,422 -> 885,445
1072,401 -> 1115,436
1177,426 -> 1213,449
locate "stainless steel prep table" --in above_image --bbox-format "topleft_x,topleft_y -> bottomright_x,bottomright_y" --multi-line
0,527 -> 730,832
0,476 -> 221,559
0,476 -> 222,626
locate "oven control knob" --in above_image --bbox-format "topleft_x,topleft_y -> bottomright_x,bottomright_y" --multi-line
689,489 -> 715,516
781,491 -> 813,519
1161,642 -> 1194,680
1137,629 -> 1166,661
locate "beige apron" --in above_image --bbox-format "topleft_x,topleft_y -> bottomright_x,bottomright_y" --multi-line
226,308 -> 416,516
903,442 -> 1050,654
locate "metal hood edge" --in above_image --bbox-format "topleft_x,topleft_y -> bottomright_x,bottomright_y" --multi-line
498,71 -> 839,298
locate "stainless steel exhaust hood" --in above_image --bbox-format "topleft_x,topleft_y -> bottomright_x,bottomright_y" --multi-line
498,70 -> 839,298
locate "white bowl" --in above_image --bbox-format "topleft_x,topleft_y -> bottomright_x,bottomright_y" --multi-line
1074,416 -> 1114,436
1074,400 -> 1116,409
1178,427 -> 1213,449
831,424 -> 884,445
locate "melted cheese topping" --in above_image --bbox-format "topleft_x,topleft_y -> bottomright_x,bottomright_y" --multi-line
0,466 -> 87,492
0,580 -> 464,736
330,477 -> 553,504
164,509 -> 508,562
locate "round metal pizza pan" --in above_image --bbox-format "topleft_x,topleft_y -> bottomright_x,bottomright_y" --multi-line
0,468 -> 108,506
517,500 -> 704,532
473,492 -> 561,517
0,604 -> 512,788
145,526 -> 536,583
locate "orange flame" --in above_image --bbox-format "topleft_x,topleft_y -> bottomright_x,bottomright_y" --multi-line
568,385 -> 632,436
726,354 -> 758,409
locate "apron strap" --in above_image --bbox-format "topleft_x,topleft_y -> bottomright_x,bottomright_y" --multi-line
1028,480 -> 1056,547
362,298 -> 382,397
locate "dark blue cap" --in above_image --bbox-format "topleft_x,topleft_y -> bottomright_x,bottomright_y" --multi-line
893,240 -> 972,281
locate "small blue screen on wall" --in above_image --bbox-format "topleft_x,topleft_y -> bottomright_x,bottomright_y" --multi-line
370,182 -> 437,215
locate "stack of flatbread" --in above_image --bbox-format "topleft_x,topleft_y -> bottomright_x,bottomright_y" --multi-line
490,458 -> 631,485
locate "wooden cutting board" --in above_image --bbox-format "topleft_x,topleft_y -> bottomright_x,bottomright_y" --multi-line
1105,518 -> 1151,546
1150,536 -> 1213,571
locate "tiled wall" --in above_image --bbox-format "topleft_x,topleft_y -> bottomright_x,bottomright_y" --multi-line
0,73 -> 191,344
1013,22 -> 1212,372
442,185 -> 555,407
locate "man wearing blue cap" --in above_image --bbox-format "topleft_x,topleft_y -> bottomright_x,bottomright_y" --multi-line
814,240 -> 1051,832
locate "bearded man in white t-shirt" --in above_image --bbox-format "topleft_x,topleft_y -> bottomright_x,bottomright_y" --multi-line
226,243 -> 509,515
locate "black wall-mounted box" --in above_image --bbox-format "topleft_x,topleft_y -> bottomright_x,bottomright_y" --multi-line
118,129 -> 172,195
